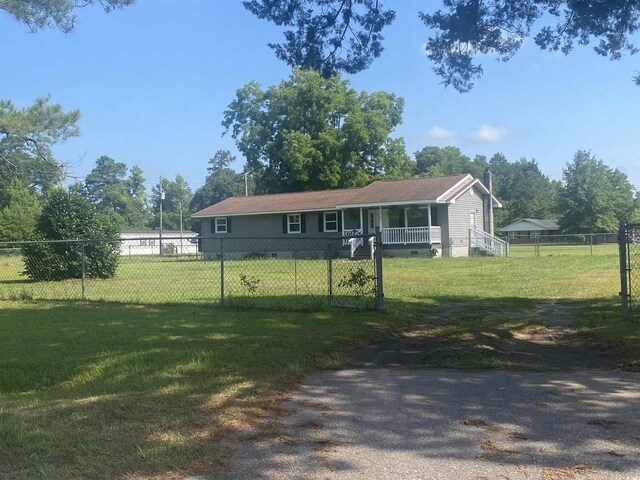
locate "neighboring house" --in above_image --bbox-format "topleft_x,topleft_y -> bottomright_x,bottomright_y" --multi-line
498,219 -> 559,239
192,173 -> 504,259
119,230 -> 198,256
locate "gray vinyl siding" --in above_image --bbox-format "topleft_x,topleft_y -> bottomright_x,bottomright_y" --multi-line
200,211 -> 349,259
446,186 -> 485,257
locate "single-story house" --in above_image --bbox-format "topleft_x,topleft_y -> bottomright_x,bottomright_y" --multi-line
192,173 -> 504,259
119,230 -> 199,256
498,219 -> 559,238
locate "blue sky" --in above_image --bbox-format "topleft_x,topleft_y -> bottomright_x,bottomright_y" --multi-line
1,0 -> 639,194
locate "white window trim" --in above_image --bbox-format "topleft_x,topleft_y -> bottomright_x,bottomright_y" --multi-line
323,211 -> 338,232
215,217 -> 227,234
288,213 -> 301,234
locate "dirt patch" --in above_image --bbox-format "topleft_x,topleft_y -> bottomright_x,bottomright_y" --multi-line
349,302 -> 619,370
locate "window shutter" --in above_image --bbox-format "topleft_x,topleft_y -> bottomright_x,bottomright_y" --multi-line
337,212 -> 342,232
282,215 -> 287,234
227,217 -> 232,234
399,209 -> 405,227
318,213 -> 324,233
301,214 -> 306,233
210,219 -> 215,234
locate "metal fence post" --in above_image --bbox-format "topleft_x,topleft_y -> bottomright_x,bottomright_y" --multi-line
619,223 -> 629,314
589,234 -> 593,256
328,240 -> 333,306
220,237 -> 224,307
81,242 -> 86,300
375,228 -> 384,311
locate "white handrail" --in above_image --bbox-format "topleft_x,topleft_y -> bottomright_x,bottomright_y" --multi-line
381,226 -> 441,245
469,227 -> 507,256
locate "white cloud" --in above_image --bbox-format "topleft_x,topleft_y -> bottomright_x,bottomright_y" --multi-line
470,124 -> 508,143
418,126 -> 458,143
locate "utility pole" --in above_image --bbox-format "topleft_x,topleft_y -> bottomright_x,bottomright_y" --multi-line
179,200 -> 183,255
159,176 -> 164,256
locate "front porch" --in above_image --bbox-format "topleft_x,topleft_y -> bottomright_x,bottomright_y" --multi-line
340,205 -> 442,246
342,226 -> 441,245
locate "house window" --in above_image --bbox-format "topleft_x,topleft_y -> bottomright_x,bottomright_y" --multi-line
215,218 -> 227,233
288,214 -> 301,234
324,212 -> 338,232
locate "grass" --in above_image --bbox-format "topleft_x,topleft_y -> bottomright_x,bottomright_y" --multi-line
1,250 -> 638,478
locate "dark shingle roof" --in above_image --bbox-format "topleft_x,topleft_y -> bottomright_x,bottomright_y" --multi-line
192,174 -> 487,217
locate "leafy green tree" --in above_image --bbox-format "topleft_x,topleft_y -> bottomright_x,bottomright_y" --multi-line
421,1 -> 640,92
223,68 -> 407,193
81,157 -> 150,229
559,150 -> 635,233
83,155 -> 129,221
242,0 -> 395,77
245,1 -> 640,91
0,179 -> 41,241
0,96 -> 80,203
191,150 -> 252,213
414,146 -> 486,178
125,164 -> 151,228
1,0 -> 135,33
150,174 -> 192,231
494,158 -> 559,226
22,189 -> 119,281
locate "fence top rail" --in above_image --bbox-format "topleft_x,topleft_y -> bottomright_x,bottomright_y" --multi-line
0,233 -> 381,247
504,231 -> 617,238
0,235 -> 202,247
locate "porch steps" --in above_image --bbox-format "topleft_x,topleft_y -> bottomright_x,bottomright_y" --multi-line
349,244 -> 371,260
469,228 -> 508,257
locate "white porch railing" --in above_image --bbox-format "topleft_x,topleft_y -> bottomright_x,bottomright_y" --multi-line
469,227 -> 508,257
381,226 -> 441,245
343,228 -> 363,247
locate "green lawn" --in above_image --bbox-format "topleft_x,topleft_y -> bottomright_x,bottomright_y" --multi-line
1,252 -> 637,479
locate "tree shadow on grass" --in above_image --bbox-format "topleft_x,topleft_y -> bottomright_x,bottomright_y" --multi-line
0,299 -> 400,479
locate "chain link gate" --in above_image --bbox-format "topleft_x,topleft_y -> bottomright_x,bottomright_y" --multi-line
619,223 -> 640,313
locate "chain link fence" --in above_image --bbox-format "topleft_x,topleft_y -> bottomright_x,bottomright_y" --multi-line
619,224 -> 640,313
0,234 -> 382,311
504,233 -> 618,257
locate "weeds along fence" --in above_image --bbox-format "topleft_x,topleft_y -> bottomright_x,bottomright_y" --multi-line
505,233 -> 618,257
0,234 -> 383,311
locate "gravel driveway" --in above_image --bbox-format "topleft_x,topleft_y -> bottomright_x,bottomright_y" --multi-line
217,368 -> 640,480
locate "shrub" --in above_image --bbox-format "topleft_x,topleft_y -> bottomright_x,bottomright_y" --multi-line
22,190 -> 119,281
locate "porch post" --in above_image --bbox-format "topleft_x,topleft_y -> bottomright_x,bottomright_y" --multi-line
427,206 -> 433,243
359,207 -> 363,233
404,207 -> 409,244
378,206 -> 382,231
341,209 -> 345,235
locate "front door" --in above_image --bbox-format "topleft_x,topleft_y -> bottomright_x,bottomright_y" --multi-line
369,210 -> 379,234
368,209 -> 389,234
470,210 -> 478,244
